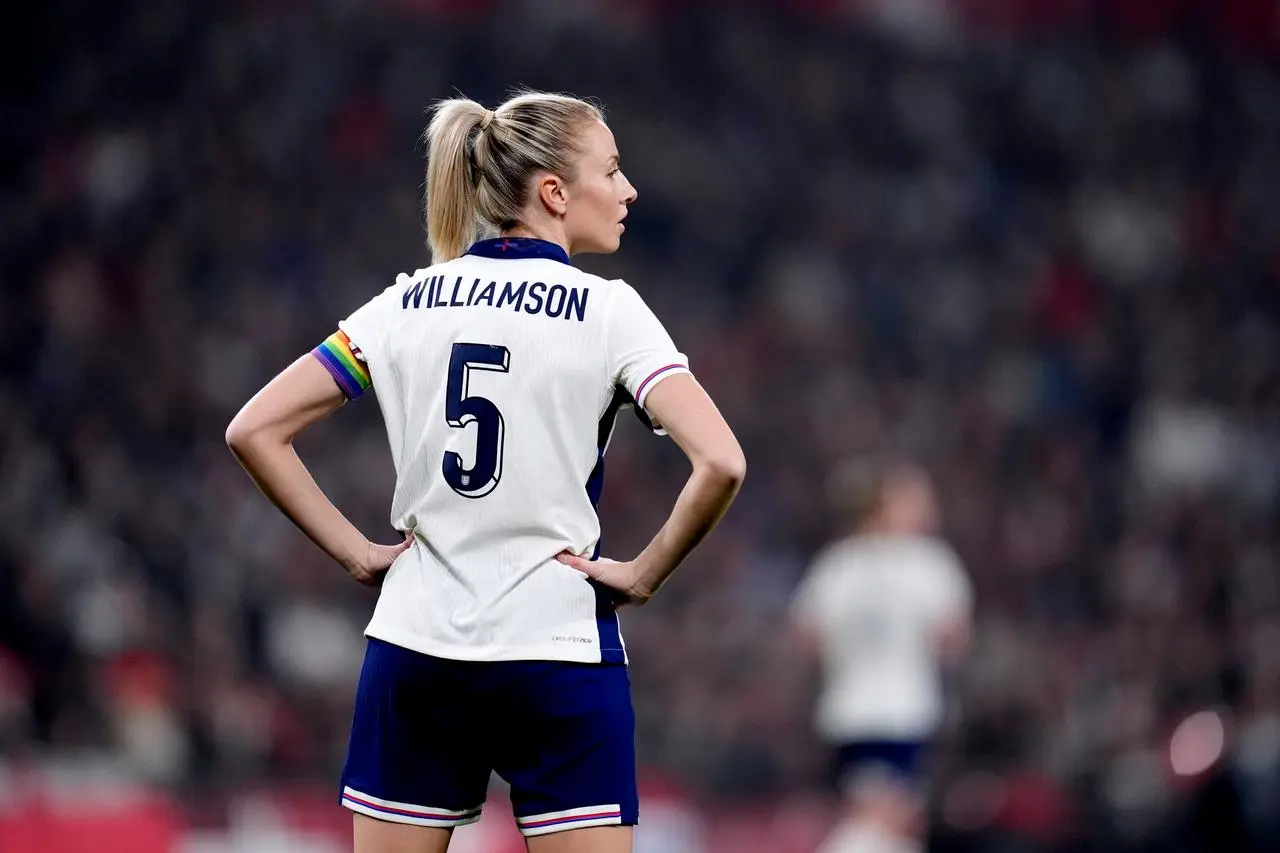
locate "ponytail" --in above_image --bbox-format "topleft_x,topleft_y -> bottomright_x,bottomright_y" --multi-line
424,92 -> 604,263
425,99 -> 488,263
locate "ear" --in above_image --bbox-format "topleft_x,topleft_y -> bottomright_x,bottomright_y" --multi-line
536,173 -> 569,217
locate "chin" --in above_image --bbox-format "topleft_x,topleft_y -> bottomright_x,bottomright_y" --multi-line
581,238 -> 621,255
571,231 -> 622,255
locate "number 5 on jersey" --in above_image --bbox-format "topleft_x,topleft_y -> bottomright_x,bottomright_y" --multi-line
443,343 -> 511,498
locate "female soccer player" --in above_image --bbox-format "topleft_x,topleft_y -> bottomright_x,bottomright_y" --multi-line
225,92 -> 745,853
792,458 -> 971,853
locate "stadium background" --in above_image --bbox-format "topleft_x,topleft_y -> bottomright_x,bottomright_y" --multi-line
3,0 -> 1280,851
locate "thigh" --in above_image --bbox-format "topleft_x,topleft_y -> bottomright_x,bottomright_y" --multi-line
488,661 -> 638,840
353,812 -> 453,853
340,638 -> 492,830
524,825 -> 633,853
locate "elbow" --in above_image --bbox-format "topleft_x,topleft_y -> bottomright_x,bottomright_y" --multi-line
703,446 -> 747,492
224,420 -> 249,457
224,412 -> 260,458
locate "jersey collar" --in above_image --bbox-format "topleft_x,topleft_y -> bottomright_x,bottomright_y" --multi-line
465,237 -> 572,265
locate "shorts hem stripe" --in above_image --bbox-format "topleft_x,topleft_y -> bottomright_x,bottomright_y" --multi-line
519,814 -> 624,836
516,804 -> 625,836
342,798 -> 482,828
340,788 -> 481,826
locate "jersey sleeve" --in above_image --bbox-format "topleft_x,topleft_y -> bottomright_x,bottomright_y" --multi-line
313,330 -> 371,399
790,549 -> 838,631
312,278 -> 404,399
603,280 -> 691,416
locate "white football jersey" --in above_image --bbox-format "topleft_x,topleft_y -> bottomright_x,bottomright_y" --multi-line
323,238 -> 689,664
792,534 -> 971,741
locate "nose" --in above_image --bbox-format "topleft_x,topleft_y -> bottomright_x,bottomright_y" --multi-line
622,173 -> 637,205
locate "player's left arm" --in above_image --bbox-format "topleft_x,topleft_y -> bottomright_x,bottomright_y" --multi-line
225,354 -> 408,585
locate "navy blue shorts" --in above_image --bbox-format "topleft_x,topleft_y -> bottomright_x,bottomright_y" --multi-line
832,740 -> 931,794
339,638 -> 638,837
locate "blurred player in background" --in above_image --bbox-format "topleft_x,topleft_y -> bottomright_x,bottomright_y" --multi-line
792,457 -> 972,853
226,91 -> 745,853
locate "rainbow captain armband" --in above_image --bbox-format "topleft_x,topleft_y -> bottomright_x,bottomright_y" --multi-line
313,330 -> 372,399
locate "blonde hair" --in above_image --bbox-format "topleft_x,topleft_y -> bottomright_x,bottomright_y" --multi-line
424,92 -> 604,263
828,454 -> 911,532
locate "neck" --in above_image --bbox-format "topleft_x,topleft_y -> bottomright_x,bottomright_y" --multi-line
502,221 -> 570,256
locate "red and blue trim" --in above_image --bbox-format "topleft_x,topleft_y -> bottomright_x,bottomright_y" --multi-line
516,804 -> 625,837
634,362 -> 686,404
340,786 -> 482,828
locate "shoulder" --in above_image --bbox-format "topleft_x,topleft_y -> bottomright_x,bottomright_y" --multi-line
793,537 -> 862,621
371,260 -> 468,305
363,265 -> 438,304
806,535 -> 862,577
894,536 -> 968,597
570,275 -> 641,323
566,274 -> 633,297
902,535 -> 963,569
398,260 -> 456,287
561,268 -> 626,294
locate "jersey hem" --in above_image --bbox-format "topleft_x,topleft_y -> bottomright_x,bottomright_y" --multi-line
365,626 -> 628,665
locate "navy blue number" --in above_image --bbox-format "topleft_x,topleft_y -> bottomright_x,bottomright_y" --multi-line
443,343 -> 511,498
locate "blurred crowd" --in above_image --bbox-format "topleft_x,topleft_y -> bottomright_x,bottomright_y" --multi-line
4,1 -> 1280,851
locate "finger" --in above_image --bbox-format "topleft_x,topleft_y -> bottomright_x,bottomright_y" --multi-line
555,552 -> 593,572
570,559 -> 608,583
394,537 -> 413,553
